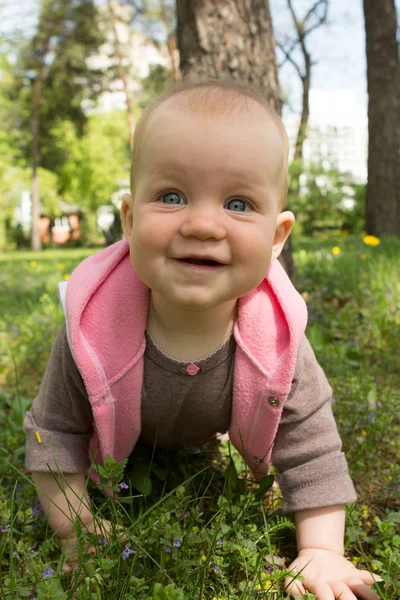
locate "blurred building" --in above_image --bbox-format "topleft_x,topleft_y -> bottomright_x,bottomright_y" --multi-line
283,89 -> 368,183
84,1 -> 170,114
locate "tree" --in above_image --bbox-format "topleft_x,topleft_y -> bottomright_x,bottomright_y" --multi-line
175,0 -> 295,277
276,0 -> 329,193
14,0 -> 104,250
363,0 -> 400,236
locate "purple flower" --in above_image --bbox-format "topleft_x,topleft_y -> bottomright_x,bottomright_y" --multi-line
213,565 -> 219,573
31,501 -> 43,517
13,551 -> 19,557
183,511 -> 189,519
173,538 -> 182,547
119,481 -> 129,490
163,545 -> 172,553
369,412 -> 376,423
1,526 -> 8,533
42,567 -> 54,578
216,540 -> 224,547
122,545 -> 135,560
98,536 -> 109,546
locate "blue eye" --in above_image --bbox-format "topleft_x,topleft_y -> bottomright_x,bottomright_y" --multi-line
226,198 -> 251,212
161,192 -> 186,205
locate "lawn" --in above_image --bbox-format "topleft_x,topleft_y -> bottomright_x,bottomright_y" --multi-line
0,234 -> 399,599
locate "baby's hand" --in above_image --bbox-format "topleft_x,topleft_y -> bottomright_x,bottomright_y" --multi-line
284,549 -> 381,599
60,518 -> 124,574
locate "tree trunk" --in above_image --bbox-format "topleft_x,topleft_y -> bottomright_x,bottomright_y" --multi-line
363,0 -> 400,236
31,75 -> 42,252
176,0 -> 295,278
107,0 -> 136,147
160,0 -> 181,82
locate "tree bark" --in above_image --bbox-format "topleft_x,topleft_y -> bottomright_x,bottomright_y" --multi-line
363,0 -> 400,236
176,0 -> 295,278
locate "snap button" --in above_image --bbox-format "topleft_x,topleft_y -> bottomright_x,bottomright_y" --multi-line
268,396 -> 279,407
186,363 -> 200,376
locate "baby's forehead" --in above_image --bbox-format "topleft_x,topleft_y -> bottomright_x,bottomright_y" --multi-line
145,92 -> 287,152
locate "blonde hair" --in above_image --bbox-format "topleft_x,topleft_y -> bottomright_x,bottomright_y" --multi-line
131,79 -> 289,210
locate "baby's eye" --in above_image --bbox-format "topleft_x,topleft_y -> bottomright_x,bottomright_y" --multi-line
226,198 -> 252,212
161,192 -> 186,205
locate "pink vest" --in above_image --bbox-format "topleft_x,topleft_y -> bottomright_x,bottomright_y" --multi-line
61,240 -> 307,481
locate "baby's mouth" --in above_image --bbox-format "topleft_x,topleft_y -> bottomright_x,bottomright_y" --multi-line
180,258 -> 221,266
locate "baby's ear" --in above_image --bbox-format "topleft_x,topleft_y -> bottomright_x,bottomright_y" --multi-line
271,211 -> 295,261
120,193 -> 134,239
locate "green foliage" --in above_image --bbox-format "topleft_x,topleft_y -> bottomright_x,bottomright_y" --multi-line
53,111 -> 130,211
289,160 -> 365,235
139,64 -> 174,109
11,0 -> 105,173
152,582 -> 186,600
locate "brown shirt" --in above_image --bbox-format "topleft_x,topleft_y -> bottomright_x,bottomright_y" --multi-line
24,324 -> 356,513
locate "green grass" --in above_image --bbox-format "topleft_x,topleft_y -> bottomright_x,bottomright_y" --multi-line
0,235 -> 399,599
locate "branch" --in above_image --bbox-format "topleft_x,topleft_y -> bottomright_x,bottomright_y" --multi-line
276,42 -> 304,80
287,0 -> 329,41
279,0 -> 328,70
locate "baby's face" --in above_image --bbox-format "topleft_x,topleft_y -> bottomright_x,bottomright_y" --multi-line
122,98 -> 292,312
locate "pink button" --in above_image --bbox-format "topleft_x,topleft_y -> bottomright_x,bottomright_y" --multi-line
186,363 -> 200,376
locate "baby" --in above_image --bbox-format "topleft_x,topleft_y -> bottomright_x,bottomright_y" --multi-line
24,80 -> 380,599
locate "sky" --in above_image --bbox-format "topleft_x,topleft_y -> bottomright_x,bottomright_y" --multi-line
1,0 -> 399,113
270,0 -> 369,111
271,0 -> 400,112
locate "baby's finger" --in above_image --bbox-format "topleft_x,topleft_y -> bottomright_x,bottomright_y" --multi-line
62,561 -> 74,575
338,577 -> 381,600
285,577 -> 306,597
304,579 -> 336,600
354,569 -> 383,586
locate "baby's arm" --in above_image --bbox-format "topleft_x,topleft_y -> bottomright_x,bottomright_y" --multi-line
32,471 -> 99,573
285,505 -> 380,599
32,471 -> 92,538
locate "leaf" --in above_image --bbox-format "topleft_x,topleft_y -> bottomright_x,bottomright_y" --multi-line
371,581 -> 386,596
37,578 -> 67,600
125,461 -> 152,496
308,325 -> 324,352
224,459 -> 238,491
255,474 -> 274,500
153,582 -> 167,600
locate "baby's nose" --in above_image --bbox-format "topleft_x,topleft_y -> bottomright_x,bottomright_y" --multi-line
180,206 -> 226,240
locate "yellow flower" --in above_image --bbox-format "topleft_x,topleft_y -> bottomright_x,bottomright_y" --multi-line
332,246 -> 341,255
35,431 -> 42,444
200,555 -> 207,562
63,274 -> 70,281
192,526 -> 199,533
363,235 -> 380,246
262,580 -> 270,590
30,261 -> 37,268
57,263 -> 65,269
361,430 -> 367,436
